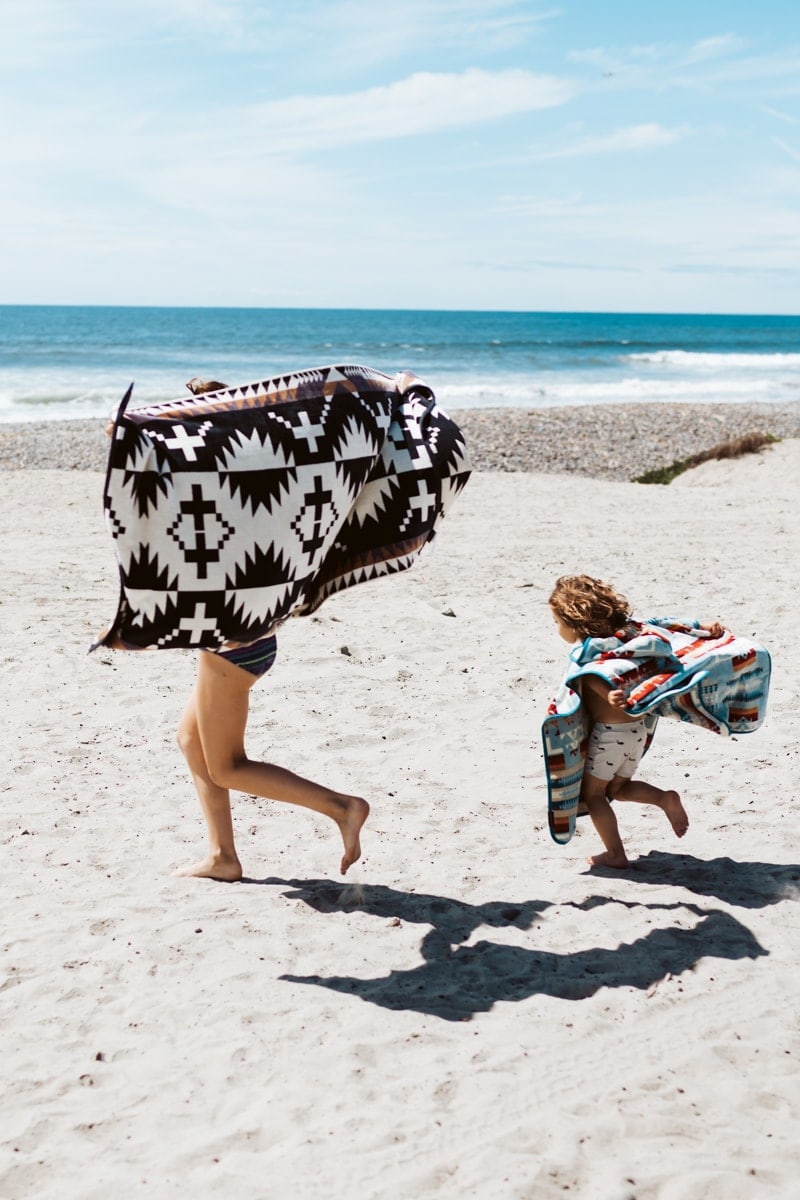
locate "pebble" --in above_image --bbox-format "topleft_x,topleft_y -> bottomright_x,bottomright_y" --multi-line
0,401 -> 798,482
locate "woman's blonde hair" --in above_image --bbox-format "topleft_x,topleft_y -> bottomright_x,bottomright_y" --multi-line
548,574 -> 632,640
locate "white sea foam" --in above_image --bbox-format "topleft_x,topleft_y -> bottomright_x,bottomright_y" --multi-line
628,348 -> 800,364
1,353 -> 800,421
437,371 -> 800,411
625,350 -> 800,369
0,370 -> 182,422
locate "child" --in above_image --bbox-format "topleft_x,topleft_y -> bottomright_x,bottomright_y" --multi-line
548,574 -> 723,869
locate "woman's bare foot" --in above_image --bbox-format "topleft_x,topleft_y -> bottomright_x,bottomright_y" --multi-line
661,791 -> 689,837
587,849 -> 630,870
334,796 -> 370,875
173,850 -> 243,882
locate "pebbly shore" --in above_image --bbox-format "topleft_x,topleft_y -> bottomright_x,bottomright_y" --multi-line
1,400 -> 799,481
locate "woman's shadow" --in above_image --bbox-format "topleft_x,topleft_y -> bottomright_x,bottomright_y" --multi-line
259,876 -> 771,1022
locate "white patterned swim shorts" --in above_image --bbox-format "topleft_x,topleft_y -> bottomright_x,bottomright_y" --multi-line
585,720 -> 648,782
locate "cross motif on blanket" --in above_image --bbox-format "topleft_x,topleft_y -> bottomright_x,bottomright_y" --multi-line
399,480 -> 438,532
167,484 -> 235,579
271,406 -> 329,455
176,602 -> 220,645
152,421 -> 212,462
291,474 -> 338,560
389,412 -> 429,466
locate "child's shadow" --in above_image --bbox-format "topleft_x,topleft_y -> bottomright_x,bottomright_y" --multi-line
625,851 -> 800,909
261,877 -> 766,1022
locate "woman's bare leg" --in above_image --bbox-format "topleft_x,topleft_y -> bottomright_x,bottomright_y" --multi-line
180,650 -> 369,878
174,688 -> 243,880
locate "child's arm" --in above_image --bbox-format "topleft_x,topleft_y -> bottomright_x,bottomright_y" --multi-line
645,616 -> 725,638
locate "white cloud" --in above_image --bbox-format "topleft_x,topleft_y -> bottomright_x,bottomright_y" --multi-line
567,35 -> 800,96
295,0 -> 559,61
762,105 -> 800,126
567,42 -> 667,69
0,63 -> 575,191
0,1 -> 95,67
142,0 -> 249,26
686,34 -> 749,63
244,68 -> 575,151
537,123 -> 686,160
0,60 -> 578,248
0,0 -> 556,69
772,137 -> 800,163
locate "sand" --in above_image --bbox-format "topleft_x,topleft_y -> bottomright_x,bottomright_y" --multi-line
1,436 -> 799,1199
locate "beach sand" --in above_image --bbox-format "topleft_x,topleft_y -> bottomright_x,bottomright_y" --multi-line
1,426 -> 798,1199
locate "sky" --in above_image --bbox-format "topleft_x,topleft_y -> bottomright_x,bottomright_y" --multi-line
1,0 -> 800,313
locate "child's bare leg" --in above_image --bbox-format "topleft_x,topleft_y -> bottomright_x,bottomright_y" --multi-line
581,774 -> 628,869
195,652 -> 369,875
174,689 -> 243,881
609,777 -> 688,837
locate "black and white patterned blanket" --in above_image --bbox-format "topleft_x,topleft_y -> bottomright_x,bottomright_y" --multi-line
95,364 -> 471,650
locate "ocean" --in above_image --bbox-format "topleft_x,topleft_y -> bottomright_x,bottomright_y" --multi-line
1,305 -> 799,423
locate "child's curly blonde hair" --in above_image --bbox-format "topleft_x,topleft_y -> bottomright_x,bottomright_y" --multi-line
548,574 -> 632,640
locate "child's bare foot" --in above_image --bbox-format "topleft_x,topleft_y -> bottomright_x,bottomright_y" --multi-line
334,796 -> 369,875
173,851 -> 243,882
661,791 -> 689,837
587,850 -> 630,870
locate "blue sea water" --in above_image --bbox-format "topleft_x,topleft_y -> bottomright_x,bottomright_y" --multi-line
1,305 -> 799,423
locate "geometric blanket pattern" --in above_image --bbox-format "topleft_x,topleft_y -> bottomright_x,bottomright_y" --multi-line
542,618 -> 771,845
95,364 -> 472,651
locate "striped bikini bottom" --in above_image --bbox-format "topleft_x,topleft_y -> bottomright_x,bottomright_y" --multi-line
211,634 -> 278,677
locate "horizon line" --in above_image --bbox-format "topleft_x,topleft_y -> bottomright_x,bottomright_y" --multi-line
1,303 -> 799,319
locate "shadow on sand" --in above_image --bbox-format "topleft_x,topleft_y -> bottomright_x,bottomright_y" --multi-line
256,876 -> 772,1021
598,851 -> 800,909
